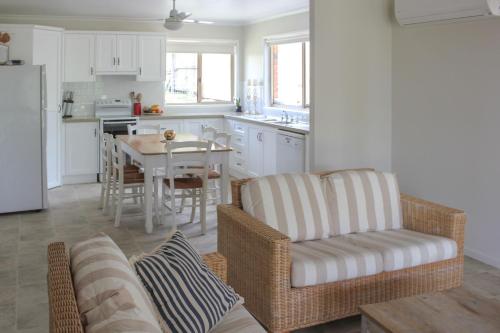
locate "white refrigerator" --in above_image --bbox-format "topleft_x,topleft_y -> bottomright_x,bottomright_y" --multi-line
0,65 -> 48,213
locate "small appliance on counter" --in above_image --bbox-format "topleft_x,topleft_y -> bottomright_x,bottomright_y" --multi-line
95,98 -> 132,118
62,91 -> 74,118
0,32 -> 10,65
129,91 -> 143,116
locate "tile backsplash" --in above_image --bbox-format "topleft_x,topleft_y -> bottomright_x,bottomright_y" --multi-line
63,76 -> 165,117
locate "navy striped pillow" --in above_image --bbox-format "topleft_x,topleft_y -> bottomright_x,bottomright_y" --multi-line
134,231 -> 240,333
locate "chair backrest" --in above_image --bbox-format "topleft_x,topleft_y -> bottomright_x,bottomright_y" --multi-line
127,124 -> 161,135
100,133 -> 113,178
214,132 -> 231,148
201,126 -> 217,141
165,140 -> 213,179
111,136 -> 125,175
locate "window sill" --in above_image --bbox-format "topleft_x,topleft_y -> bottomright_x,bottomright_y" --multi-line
265,106 -> 310,113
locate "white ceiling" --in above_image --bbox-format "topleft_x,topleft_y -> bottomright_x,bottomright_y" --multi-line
0,0 -> 309,25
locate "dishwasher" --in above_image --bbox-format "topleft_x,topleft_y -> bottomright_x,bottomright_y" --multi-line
276,130 -> 306,174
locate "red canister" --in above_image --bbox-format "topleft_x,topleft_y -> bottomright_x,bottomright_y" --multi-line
133,102 -> 141,116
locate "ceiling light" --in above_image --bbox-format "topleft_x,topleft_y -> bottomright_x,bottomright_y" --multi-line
164,19 -> 183,30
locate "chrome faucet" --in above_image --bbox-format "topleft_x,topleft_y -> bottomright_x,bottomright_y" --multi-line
281,111 -> 289,124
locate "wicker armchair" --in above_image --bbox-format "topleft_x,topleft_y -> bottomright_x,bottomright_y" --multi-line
217,175 -> 466,333
47,242 -> 228,333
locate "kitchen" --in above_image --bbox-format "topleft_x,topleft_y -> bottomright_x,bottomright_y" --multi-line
0,1 -> 310,216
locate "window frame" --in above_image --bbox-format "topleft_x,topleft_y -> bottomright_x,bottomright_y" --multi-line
165,52 -> 235,105
270,40 -> 310,110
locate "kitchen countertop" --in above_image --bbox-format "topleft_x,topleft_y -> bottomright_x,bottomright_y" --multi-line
62,116 -> 99,123
62,112 -> 310,134
225,114 -> 310,135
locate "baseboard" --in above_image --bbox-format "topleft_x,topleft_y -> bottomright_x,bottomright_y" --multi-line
464,247 -> 500,269
63,174 -> 98,185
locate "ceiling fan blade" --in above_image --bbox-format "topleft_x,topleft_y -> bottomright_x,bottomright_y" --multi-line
178,12 -> 191,20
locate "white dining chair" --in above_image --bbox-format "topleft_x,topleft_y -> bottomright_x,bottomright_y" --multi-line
161,140 -> 212,235
111,137 -> 158,228
127,124 -> 161,135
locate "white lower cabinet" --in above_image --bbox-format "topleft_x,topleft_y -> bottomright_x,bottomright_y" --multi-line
228,120 -> 277,178
183,118 -> 224,138
63,122 -> 99,184
139,119 -> 184,133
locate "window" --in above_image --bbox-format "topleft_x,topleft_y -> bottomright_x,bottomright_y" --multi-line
271,41 -> 310,109
166,52 -> 233,104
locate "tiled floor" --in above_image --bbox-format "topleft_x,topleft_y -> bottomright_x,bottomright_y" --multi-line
0,183 -> 499,333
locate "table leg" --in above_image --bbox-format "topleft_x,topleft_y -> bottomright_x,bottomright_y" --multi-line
143,158 -> 153,234
220,154 -> 230,204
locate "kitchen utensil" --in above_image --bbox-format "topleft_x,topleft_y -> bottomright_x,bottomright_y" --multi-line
62,91 -> 74,118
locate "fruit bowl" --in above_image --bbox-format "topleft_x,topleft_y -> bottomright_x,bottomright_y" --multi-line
163,129 -> 176,141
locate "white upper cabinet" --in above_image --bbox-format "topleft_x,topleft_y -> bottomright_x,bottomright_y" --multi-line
116,35 -> 137,72
96,34 -> 137,74
63,33 -> 95,82
137,35 -> 166,82
95,34 -> 116,72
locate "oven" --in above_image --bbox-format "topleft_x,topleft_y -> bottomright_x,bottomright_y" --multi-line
99,117 -> 138,180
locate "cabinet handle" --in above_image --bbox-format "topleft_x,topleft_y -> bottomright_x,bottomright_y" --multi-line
117,57 -> 120,66
90,67 -> 94,76
94,128 -> 97,137
113,57 -> 116,66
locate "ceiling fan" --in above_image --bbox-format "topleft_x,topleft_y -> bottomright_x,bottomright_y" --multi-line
163,0 -> 192,30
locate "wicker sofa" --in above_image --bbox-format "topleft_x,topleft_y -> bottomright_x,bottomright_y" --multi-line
217,172 -> 466,333
47,242 -> 264,333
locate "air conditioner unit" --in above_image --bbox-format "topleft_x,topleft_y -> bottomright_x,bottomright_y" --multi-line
395,0 -> 500,26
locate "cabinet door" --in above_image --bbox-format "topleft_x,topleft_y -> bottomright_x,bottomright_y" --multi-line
95,34 -> 116,72
247,126 -> 263,177
116,35 -> 137,72
184,119 -> 204,137
63,34 -> 95,82
158,120 -> 183,133
137,35 -> 165,82
262,128 -> 277,176
33,29 -> 63,188
65,123 -> 98,176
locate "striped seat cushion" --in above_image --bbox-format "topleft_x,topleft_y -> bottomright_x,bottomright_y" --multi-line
212,304 -> 266,333
69,234 -> 161,333
324,170 -> 402,235
241,174 -> 331,242
344,229 -> 458,271
133,231 -> 241,333
290,237 -> 384,287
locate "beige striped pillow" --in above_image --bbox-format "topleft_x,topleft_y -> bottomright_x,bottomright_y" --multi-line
70,234 -> 162,333
241,174 -> 331,242
324,170 -> 402,235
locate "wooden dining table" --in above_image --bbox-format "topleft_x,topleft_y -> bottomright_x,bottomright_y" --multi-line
117,133 -> 232,233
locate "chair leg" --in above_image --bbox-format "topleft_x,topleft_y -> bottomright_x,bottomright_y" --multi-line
190,191 -> 197,223
154,178 -> 159,224
132,187 -> 138,204
114,182 -> 124,227
99,178 -> 105,209
200,188 -> 207,235
111,171 -> 117,217
170,185 -> 176,229
179,190 -> 186,214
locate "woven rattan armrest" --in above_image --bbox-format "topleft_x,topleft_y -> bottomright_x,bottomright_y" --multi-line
202,252 -> 228,284
217,204 -> 291,324
47,242 -> 84,333
401,194 -> 466,251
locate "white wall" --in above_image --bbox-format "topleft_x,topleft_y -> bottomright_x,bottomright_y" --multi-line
310,0 -> 393,172
242,12 -> 309,83
392,18 -> 500,268
0,16 -> 244,114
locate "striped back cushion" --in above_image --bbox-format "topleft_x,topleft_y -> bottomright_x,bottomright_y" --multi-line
134,231 -> 241,333
70,234 -> 161,333
324,170 -> 402,235
241,174 -> 331,242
